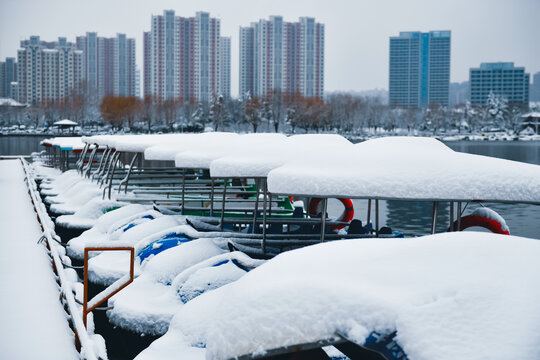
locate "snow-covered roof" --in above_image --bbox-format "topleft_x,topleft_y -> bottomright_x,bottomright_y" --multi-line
138,232 -> 540,360
144,132 -> 239,161
174,133 -> 287,169
209,134 -> 353,178
53,119 -> 78,126
0,98 -> 26,107
521,112 -> 540,118
40,137 -> 86,150
82,134 -> 184,152
266,136 -> 540,203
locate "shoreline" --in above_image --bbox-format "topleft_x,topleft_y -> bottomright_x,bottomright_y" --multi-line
2,131 -> 540,142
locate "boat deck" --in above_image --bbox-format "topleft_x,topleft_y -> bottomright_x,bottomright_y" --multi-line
0,159 -> 78,360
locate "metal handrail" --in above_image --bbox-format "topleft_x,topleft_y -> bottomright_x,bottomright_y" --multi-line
83,246 -> 135,328
20,158 -> 100,360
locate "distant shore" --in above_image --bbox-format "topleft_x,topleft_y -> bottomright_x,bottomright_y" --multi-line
2,129 -> 540,142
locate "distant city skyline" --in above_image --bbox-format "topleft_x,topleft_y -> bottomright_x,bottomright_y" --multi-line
1,0 -> 539,98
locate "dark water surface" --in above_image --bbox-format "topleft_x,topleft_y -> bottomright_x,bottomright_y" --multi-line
2,136 -> 539,239
0,135 -> 51,156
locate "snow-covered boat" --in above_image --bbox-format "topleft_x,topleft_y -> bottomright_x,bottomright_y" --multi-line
135,232 -> 540,360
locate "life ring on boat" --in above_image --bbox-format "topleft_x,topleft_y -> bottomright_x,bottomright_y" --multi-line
448,207 -> 510,235
308,198 -> 354,230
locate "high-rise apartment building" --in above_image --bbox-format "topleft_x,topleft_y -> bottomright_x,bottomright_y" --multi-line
143,31 -> 151,99
16,36 -> 83,104
0,58 -> 17,98
76,32 -> 137,99
469,62 -> 529,107
240,16 -> 324,98
530,71 -> 540,102
144,10 -> 228,102
389,31 -> 451,108
219,37 -> 231,98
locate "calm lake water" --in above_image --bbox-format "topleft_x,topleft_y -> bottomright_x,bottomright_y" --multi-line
2,135 -> 539,239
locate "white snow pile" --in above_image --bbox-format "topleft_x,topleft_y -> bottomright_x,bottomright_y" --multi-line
46,179 -> 103,215
267,136 -> 540,203
40,169 -> 81,196
174,133 -> 287,169
66,205 -> 156,260
30,160 -> 62,180
210,134 -> 353,178
107,238 -> 228,335
144,132 -> 239,161
136,232 -> 540,360
55,198 -> 124,229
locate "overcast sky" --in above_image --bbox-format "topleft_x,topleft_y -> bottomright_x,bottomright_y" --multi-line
1,0 -> 539,97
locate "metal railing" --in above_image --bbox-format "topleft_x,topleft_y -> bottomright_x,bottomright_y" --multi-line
19,157 -> 101,360
83,246 -> 135,328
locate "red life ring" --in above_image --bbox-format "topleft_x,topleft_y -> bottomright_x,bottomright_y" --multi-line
448,208 -> 510,235
308,198 -> 354,230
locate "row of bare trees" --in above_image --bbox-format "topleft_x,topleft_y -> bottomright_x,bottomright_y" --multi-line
1,86 -> 534,135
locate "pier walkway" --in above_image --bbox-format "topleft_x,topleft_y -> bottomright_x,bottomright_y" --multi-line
0,159 -> 78,360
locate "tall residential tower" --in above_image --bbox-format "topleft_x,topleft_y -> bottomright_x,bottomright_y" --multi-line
239,16 -> 324,98
0,58 -> 17,98
16,36 -> 83,104
76,32 -> 137,99
389,31 -> 451,108
144,10 -> 230,102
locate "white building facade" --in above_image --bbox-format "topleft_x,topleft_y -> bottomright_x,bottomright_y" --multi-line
240,16 -> 324,99
76,32 -> 137,99
16,36 -> 83,104
145,10 -> 229,102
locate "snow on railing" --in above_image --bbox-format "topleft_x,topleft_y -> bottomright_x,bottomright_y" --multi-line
20,158 -> 103,360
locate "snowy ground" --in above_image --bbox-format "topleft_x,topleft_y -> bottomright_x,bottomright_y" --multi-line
0,160 -> 78,360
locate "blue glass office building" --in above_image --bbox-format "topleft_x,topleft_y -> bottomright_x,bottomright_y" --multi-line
469,62 -> 530,107
389,31 -> 451,108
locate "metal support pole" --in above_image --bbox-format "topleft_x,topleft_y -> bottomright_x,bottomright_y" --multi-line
181,168 -> 186,215
220,178 -> 227,231
77,144 -> 89,173
84,147 -> 97,178
252,178 -> 261,233
210,178 -> 215,217
92,147 -> 107,180
319,198 -> 328,243
367,199 -> 371,233
122,153 -> 138,194
107,153 -> 120,200
375,199 -> 379,237
449,201 -> 455,231
262,180 -> 269,253
431,201 -> 439,234
100,150 -> 115,187
456,202 -> 462,231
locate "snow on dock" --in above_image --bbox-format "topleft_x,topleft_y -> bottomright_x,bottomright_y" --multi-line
0,160 -> 78,360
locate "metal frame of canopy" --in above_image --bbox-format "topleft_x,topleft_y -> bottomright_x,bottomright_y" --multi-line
265,192 -> 540,244
76,143 -> 266,223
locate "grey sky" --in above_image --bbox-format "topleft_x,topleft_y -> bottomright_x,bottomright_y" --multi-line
1,0 -> 539,97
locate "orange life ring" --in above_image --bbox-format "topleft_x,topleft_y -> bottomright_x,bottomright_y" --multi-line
308,198 -> 354,230
448,208 -> 510,235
